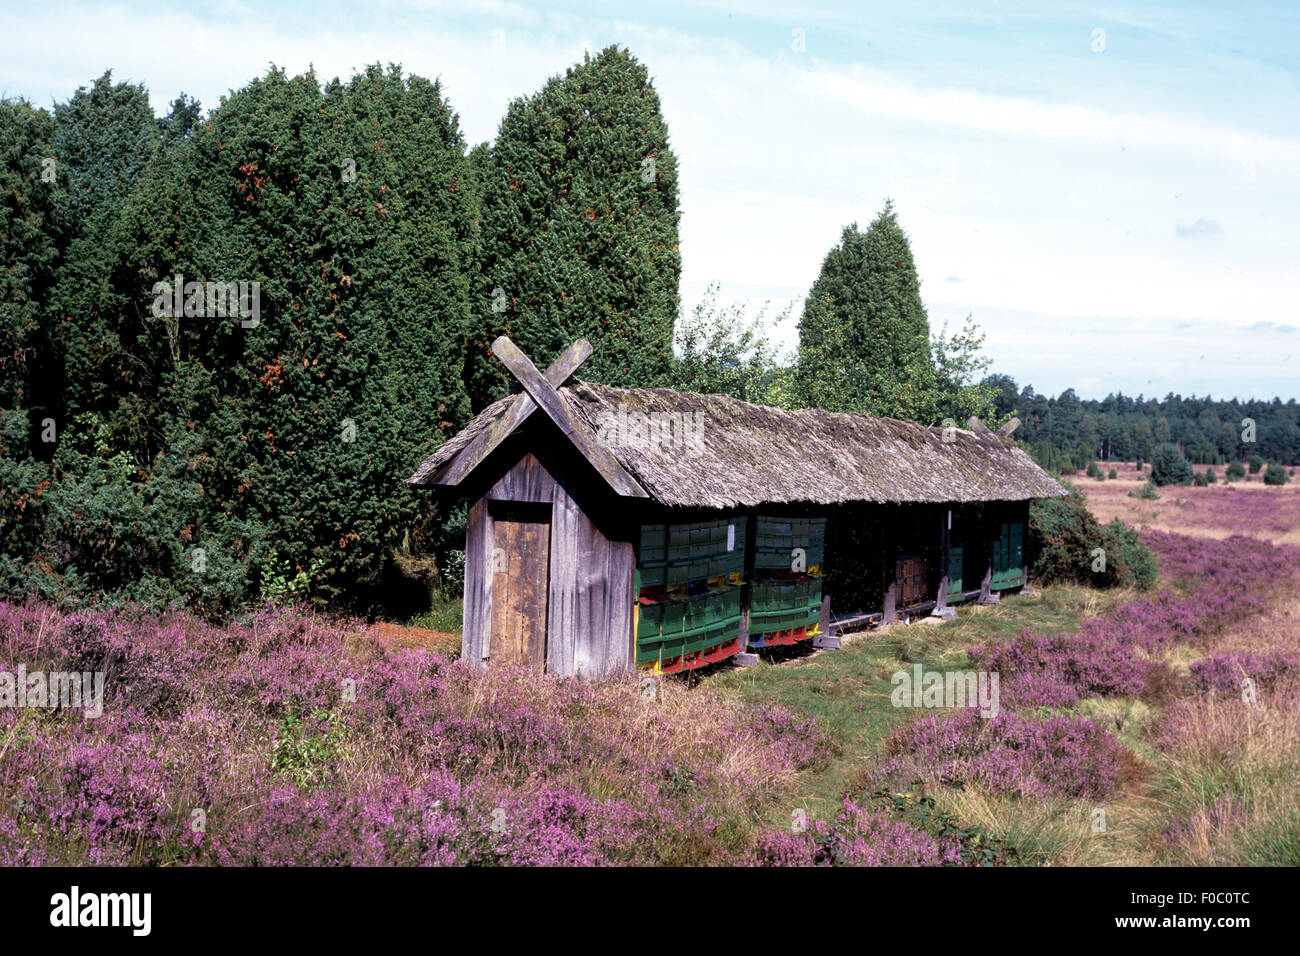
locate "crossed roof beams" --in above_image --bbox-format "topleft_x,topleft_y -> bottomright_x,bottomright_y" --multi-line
434,335 -> 648,499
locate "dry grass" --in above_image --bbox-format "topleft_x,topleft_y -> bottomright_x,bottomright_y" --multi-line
1079,462 -> 1300,546
365,621 -> 461,656
1147,677 -> 1300,865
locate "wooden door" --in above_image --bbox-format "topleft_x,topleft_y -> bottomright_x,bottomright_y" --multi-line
489,503 -> 551,670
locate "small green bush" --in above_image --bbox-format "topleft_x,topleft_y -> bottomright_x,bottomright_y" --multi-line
1150,443 -> 1193,486
1129,480 -> 1160,500
1248,454 -> 1264,474
1028,484 -> 1156,590
1098,518 -> 1158,590
1193,471 -> 1211,487
1264,462 -> 1289,486
1086,461 -> 1102,479
1107,468 -> 1118,479
1226,461 -> 1246,481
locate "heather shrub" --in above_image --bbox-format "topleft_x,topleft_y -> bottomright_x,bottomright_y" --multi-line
749,798 -> 963,867
824,800 -> 961,866
1187,651 -> 1300,698
868,709 -> 1124,800
969,626 -> 1149,703
0,600 -> 834,866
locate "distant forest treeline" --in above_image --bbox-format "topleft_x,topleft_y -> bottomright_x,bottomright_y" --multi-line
982,375 -> 1300,471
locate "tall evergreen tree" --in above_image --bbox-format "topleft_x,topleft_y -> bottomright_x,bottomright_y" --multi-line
0,98 -> 58,584
468,46 -> 680,405
45,73 -> 160,426
794,200 -> 938,421
120,64 -> 479,608
0,98 -> 58,410
5,65 -> 479,611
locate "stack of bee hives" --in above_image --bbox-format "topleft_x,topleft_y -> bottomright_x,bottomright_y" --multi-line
635,517 -> 746,671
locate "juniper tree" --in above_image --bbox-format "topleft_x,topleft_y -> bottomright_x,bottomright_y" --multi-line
468,46 -> 680,405
795,201 -> 939,422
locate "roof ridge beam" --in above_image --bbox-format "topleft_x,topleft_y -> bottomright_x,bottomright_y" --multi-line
435,338 -> 593,487
481,336 -> 648,499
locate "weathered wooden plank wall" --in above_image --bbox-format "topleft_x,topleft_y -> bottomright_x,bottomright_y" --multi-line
462,497 -> 491,664
553,470 -> 634,676
462,445 -> 635,678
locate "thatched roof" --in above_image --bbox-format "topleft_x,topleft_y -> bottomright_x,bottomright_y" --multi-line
409,381 -> 1067,508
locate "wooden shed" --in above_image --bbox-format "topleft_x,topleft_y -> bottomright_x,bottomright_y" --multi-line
408,337 -> 1067,677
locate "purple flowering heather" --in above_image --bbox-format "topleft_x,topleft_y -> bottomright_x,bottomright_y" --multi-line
870,709 -> 1124,800
749,799 -> 962,867
968,532 -> 1300,706
0,600 -> 836,866
1187,651 -> 1300,697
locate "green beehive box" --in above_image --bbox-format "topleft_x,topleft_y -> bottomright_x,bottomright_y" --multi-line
639,601 -> 662,635
661,601 -> 686,635
658,636 -> 685,659
667,524 -> 691,561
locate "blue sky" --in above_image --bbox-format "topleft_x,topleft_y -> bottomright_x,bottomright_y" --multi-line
4,0 -> 1298,400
